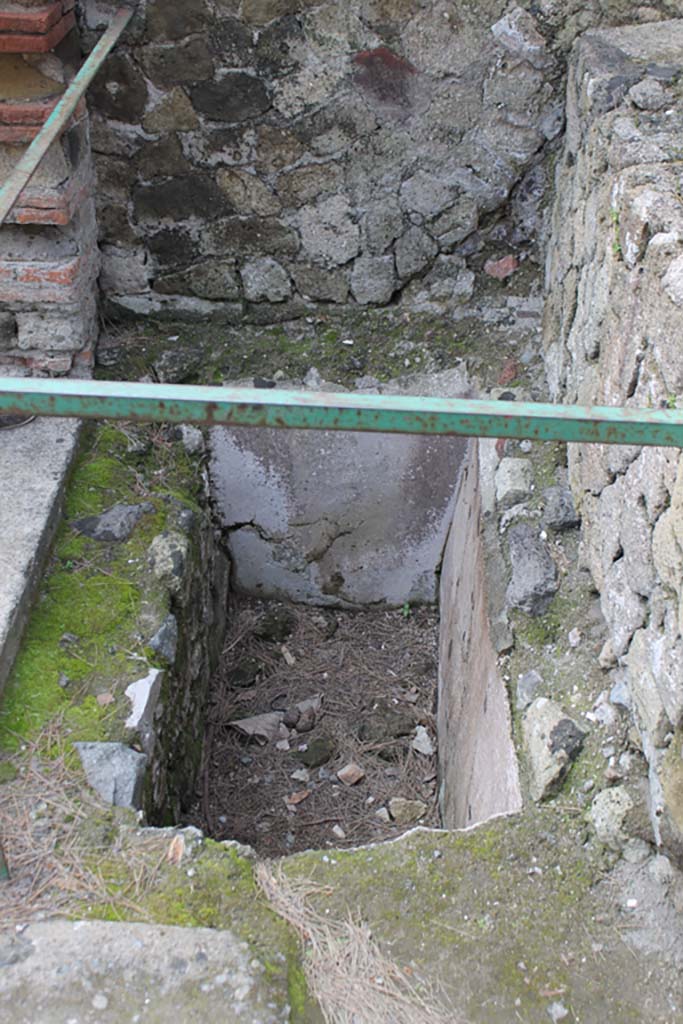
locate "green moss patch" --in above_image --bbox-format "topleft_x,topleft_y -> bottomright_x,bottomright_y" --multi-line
0,422 -> 202,754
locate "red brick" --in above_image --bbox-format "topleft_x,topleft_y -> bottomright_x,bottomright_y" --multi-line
0,97 -> 60,125
0,10 -> 75,52
0,97 -> 85,141
484,254 -> 519,280
0,254 -> 89,303
0,2 -> 64,35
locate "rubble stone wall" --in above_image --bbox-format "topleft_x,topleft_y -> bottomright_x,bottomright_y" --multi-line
543,19 -> 683,861
80,0 -> 570,324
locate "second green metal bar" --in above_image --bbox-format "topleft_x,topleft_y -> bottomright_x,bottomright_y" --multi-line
1,376 -> 683,448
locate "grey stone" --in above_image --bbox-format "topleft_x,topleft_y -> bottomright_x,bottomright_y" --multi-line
0,313 -> 16,351
89,53 -> 148,122
431,198 -> 479,249
516,669 -> 544,711
240,258 -> 291,302
291,265 -> 349,303
395,226 -> 438,280
142,37 -> 214,87
0,919 -> 295,1022
74,742 -> 147,809
362,199 -> 404,255
216,169 -> 281,216
295,736 -> 335,768
73,503 -> 150,543
590,786 -> 634,851
155,260 -> 241,302
179,424 -> 205,455
142,88 -> 199,133
610,676 -> 632,709
629,77 -> 667,111
506,524 -> 559,616
350,255 -> 396,305
399,172 -> 456,219
149,532 -> 189,595
388,797 -> 427,824
276,163 -> 343,207
133,176 -> 232,224
299,195 -> 361,267
523,698 -> 586,802
542,485 -> 580,531
357,703 -> 415,744
491,7 -> 550,70
149,614 -> 178,665
145,0 -> 209,40
99,246 -> 150,296
496,458 -> 534,510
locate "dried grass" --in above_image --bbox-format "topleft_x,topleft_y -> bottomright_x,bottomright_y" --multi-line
257,862 -> 461,1024
0,720 -> 162,930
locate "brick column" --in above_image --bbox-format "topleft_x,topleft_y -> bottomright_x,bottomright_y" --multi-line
0,1 -> 99,376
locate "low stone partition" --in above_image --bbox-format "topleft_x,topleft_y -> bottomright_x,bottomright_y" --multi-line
543,19 -> 683,860
438,438 -> 522,828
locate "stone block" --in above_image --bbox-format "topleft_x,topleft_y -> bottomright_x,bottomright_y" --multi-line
495,458 -> 534,510
275,162 -> 342,208
506,523 -> 558,616
216,168 -> 280,216
291,264 -> 348,303
350,254 -> 396,305
16,300 -> 97,352
133,176 -> 232,224
75,742 -> 147,810
394,225 -> 438,280
240,257 -> 291,302
590,786 -> 634,851
523,698 -> 585,801
99,246 -> 151,296
0,311 -> 16,350
600,559 -> 647,658
491,7 -> 550,70
399,171 -> 456,219
89,53 -> 148,123
298,195 -> 360,267
626,628 -> 674,748
145,0 -> 210,41
362,199 -> 404,255
142,38 -> 213,87
155,260 -> 240,301
135,136 -> 191,181
200,217 -> 299,259
209,16 -> 257,65
189,74 -> 271,123
142,89 -> 199,134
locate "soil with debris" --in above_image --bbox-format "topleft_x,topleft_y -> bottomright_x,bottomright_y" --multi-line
186,598 -> 440,856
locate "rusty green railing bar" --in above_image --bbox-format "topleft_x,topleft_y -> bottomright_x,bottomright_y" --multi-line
0,6 -> 134,226
2,375 -> 683,447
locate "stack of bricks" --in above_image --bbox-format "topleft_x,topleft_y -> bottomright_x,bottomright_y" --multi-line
0,0 -> 99,376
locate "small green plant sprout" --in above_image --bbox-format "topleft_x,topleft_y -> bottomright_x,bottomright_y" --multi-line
401,602 -> 411,619
667,394 -> 677,410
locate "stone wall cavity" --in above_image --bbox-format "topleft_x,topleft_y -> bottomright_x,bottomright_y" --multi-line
80,0 -> 566,324
543,20 -> 683,862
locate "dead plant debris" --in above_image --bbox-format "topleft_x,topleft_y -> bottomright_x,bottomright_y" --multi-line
186,597 -> 440,855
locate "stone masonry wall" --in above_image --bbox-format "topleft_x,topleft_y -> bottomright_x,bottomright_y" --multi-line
80,0 -> 568,324
543,20 -> 683,862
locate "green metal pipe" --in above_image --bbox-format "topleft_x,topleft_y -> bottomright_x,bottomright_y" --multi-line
1,375 -> 683,447
0,7 -> 134,226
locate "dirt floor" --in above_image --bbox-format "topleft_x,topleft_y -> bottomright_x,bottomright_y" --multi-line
187,597 -> 440,856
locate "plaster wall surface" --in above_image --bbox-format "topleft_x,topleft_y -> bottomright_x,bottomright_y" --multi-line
438,439 -> 522,829
209,367 -> 469,605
